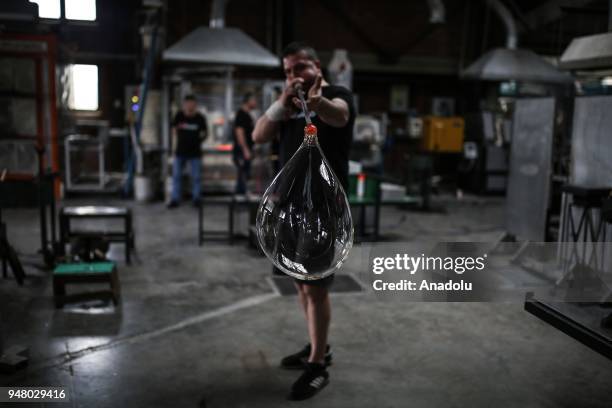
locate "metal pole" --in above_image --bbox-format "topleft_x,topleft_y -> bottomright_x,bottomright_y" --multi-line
65,138 -> 72,191
124,23 -> 159,196
609,0 -> 612,31
99,139 -> 104,189
225,68 -> 234,141
38,156 -> 47,259
275,0 -> 283,55
161,77 -> 170,194
210,0 -> 228,28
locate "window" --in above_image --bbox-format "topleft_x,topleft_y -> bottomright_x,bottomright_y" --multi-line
68,64 -> 98,111
29,0 -> 96,21
65,0 -> 96,21
29,0 -> 60,19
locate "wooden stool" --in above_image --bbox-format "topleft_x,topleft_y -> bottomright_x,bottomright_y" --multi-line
53,262 -> 120,308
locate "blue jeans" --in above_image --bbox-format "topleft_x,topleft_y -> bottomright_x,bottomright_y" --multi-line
171,156 -> 201,202
233,155 -> 251,195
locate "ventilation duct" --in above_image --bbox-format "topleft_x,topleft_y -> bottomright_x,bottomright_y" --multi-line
162,0 -> 278,67
560,0 -> 612,70
462,0 -> 572,84
560,33 -> 612,70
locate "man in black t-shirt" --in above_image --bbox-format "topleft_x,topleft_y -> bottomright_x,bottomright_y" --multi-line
253,42 -> 354,401
232,92 -> 257,194
168,94 -> 208,208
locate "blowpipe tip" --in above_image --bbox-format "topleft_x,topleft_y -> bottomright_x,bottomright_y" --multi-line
304,123 -> 317,135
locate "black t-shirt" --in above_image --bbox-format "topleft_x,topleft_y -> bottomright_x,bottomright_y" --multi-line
233,108 -> 254,157
172,111 -> 207,158
279,85 -> 355,189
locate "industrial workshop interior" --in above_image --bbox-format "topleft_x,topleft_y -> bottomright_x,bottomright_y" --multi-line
1,0 -> 612,406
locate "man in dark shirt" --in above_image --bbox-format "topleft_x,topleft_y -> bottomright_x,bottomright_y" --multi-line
168,94 -> 208,208
253,42 -> 354,400
232,92 -> 257,194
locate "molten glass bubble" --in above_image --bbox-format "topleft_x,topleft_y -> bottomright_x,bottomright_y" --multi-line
255,124 -> 354,280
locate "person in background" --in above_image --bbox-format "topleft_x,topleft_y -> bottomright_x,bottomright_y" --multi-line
252,41 -> 355,401
168,94 -> 208,208
232,92 -> 257,195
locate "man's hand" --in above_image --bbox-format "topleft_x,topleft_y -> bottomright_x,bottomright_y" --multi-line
281,77 -> 304,112
292,74 -> 323,113
242,148 -> 252,161
253,79 -> 302,143
289,74 -> 349,128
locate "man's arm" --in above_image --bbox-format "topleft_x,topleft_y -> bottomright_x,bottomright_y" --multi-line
199,115 -> 208,141
313,97 -> 349,128
299,74 -> 350,128
253,78 -> 304,144
170,113 -> 179,155
171,127 -> 177,155
252,114 -> 281,144
235,127 -> 251,160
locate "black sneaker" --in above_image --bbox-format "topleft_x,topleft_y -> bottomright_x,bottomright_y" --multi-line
192,199 -> 201,208
287,363 -> 329,401
166,200 -> 179,209
280,344 -> 332,370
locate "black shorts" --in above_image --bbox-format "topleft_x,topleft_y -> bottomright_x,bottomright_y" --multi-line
294,273 -> 334,288
273,267 -> 335,288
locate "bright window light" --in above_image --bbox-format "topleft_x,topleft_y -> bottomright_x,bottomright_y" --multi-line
69,64 -> 98,111
65,0 -> 96,21
29,0 -> 61,19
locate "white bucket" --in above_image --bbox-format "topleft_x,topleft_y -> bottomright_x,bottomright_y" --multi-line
134,175 -> 154,202
164,176 -> 173,201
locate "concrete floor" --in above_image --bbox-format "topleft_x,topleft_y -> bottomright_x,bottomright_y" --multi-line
1,195 -> 612,407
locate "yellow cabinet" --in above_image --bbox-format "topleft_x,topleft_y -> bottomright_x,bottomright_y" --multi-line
421,116 -> 465,153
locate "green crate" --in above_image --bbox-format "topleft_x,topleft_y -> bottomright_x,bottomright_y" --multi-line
54,262 -> 115,275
